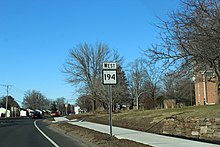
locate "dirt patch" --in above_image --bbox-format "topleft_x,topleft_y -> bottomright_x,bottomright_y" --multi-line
47,120 -> 151,147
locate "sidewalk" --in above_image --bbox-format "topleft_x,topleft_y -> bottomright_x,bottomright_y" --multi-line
54,117 -> 220,147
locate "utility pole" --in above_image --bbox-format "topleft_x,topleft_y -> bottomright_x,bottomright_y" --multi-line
1,84 -> 12,118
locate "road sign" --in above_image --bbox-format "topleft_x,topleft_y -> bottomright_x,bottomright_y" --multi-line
102,62 -> 117,85
103,62 -> 117,70
102,62 -> 117,137
102,70 -> 117,85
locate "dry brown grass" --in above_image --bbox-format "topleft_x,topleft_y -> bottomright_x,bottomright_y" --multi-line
67,105 -> 220,133
49,121 -> 151,147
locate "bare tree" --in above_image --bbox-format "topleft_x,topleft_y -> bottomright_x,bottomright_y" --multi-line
63,42 -> 126,111
76,95 -> 93,112
144,65 -> 161,99
161,72 -> 195,106
161,73 -> 177,100
146,0 -> 220,95
22,90 -> 49,110
63,42 -> 110,111
128,58 -> 149,109
55,97 -> 66,114
128,58 -> 163,109
93,50 -> 125,110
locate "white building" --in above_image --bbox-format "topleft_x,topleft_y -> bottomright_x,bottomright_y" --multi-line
74,106 -> 80,114
0,107 -> 10,117
20,109 -> 27,117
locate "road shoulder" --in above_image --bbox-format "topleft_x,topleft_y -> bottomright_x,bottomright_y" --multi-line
40,119 -> 94,147
45,118 -> 150,147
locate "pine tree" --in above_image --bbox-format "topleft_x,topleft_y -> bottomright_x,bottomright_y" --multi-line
112,66 -> 131,110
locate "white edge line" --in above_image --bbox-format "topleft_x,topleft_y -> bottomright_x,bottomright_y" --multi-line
34,120 -> 59,147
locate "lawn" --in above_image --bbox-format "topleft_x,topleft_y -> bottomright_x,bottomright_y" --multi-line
67,105 -> 220,133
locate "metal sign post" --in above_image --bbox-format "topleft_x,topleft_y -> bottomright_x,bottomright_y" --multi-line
102,62 -> 117,137
108,85 -> 113,137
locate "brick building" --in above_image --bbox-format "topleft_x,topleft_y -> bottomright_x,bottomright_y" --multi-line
194,71 -> 218,105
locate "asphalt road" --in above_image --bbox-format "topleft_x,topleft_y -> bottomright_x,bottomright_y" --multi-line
0,117 -> 87,147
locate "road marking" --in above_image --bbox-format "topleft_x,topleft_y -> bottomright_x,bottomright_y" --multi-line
34,120 -> 59,147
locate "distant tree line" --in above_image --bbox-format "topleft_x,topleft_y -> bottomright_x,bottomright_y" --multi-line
50,97 -> 72,115
22,90 -> 72,115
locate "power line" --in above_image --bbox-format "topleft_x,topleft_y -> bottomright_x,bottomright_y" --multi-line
10,86 -> 25,105
11,86 -> 25,95
10,93 -> 23,102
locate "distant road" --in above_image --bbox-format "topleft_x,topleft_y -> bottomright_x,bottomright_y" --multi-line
0,118 -> 86,147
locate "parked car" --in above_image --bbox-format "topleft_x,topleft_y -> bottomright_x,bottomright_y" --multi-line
32,111 -> 42,119
51,111 -> 59,117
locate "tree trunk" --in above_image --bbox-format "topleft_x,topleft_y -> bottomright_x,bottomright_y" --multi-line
91,99 -> 97,112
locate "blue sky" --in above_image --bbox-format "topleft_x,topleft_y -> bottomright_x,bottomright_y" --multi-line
0,0 -> 180,106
